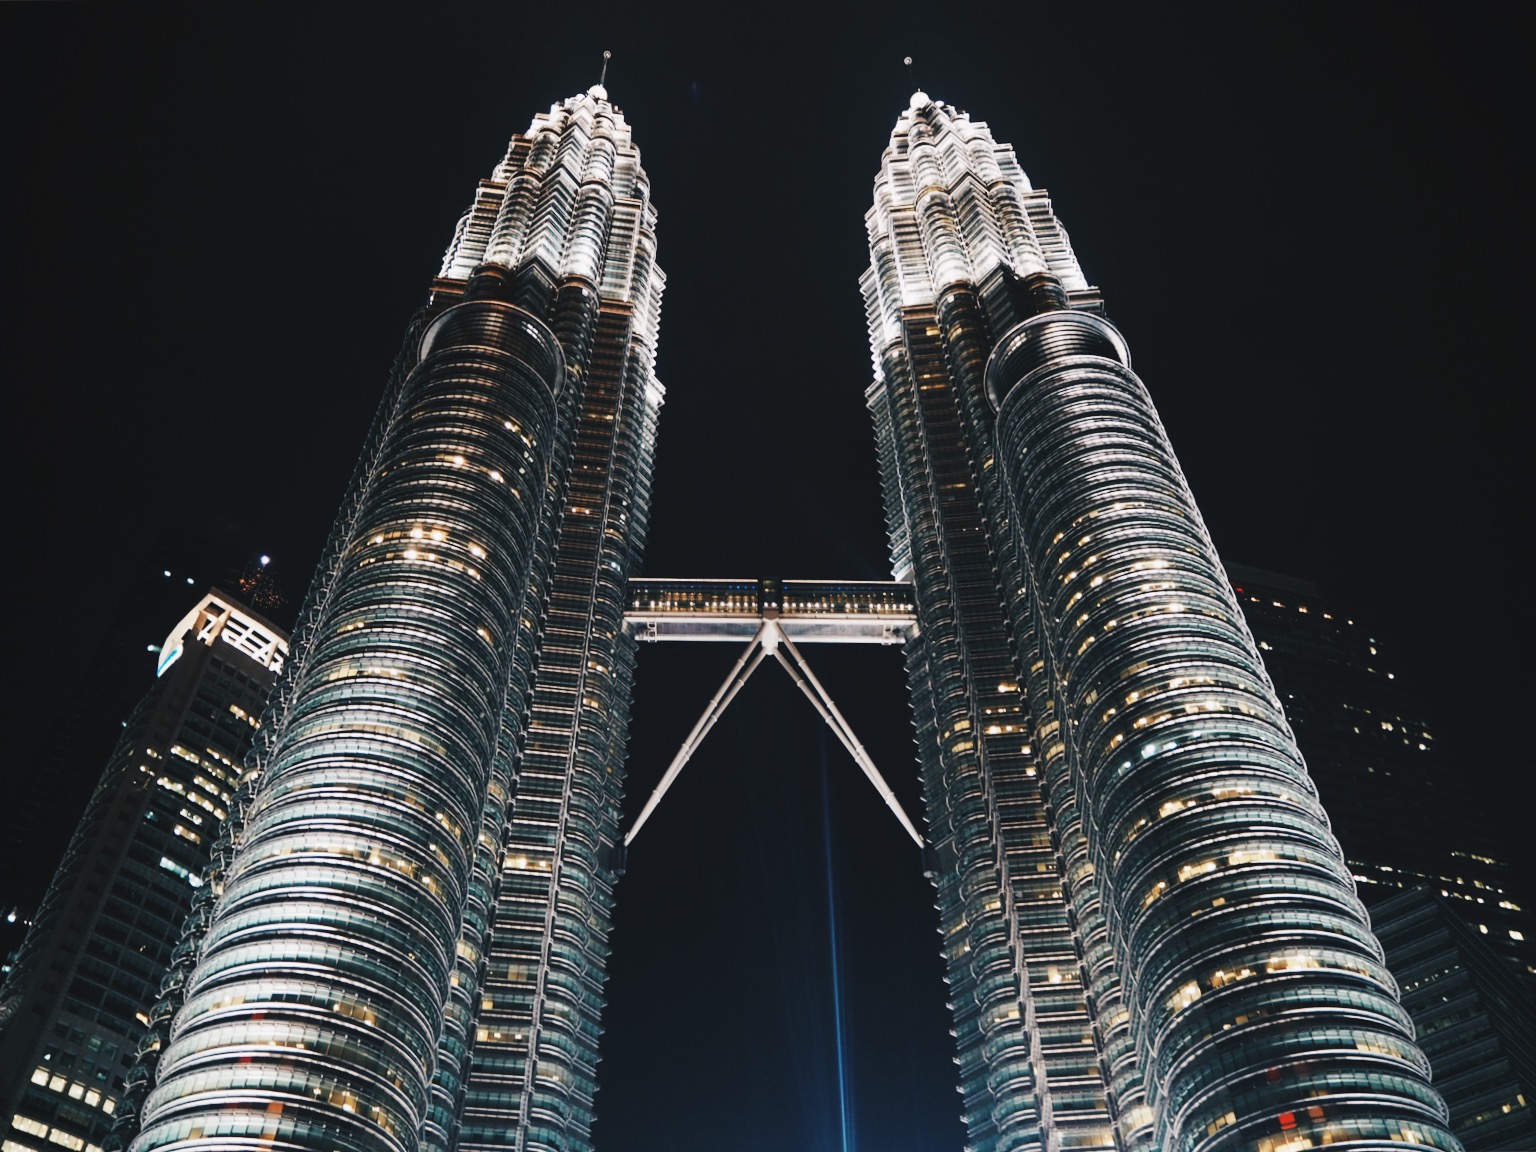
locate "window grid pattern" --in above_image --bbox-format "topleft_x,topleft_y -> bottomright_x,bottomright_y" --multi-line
459,297 -> 662,1152
438,90 -> 664,1152
116,87 -> 664,1152
107,308 -> 437,1152
865,92 -> 1461,1152
990,308 -> 1460,1152
864,97 -> 1124,1152
128,299 -> 565,1152
0,606 -> 282,1152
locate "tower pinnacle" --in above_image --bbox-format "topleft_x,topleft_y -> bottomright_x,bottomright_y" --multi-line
590,48 -> 611,100
903,55 -> 926,108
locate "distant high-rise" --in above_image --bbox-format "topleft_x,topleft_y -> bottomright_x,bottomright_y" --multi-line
0,591 -> 288,1152
1371,888 -> 1536,1150
862,91 -> 1461,1151
1227,565 -> 1532,979
2,534 -> 277,942
113,84 -> 663,1152
1226,566 -> 1535,1148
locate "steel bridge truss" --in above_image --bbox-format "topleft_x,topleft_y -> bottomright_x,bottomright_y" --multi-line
621,578 -> 922,848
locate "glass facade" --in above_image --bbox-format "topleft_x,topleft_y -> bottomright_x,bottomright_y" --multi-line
862,92 -> 1461,1152
133,291 -> 564,1152
115,86 -> 664,1152
1369,889 -> 1536,1150
444,88 -> 662,1152
1227,568 -> 1536,1146
863,92 -> 1134,1152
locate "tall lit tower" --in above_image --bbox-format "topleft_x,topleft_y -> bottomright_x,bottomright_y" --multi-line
0,591 -> 288,1152
121,82 -> 662,1152
863,91 -> 1460,1152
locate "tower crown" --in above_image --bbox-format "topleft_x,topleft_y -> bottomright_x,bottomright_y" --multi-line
436,88 -> 664,354
861,95 -> 1092,358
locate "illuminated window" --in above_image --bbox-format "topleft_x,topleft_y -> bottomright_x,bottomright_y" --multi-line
1168,981 -> 1201,1011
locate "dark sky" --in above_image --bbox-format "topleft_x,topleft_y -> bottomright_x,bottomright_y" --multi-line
4,6 -> 1529,1150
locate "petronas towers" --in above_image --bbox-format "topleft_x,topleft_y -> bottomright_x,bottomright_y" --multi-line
17,79 -> 1459,1152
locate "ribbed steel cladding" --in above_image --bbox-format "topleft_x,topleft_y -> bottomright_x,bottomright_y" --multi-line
936,285 -> 1135,1149
991,316 -> 1458,1152
422,720 -> 521,1152
1021,617 -> 1153,1150
871,337 -> 1051,1149
132,301 -> 562,1152
460,289 -> 659,1149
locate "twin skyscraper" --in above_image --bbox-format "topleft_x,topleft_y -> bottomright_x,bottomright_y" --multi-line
95,83 -> 1459,1152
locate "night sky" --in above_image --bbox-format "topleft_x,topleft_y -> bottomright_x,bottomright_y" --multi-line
4,7 -> 1529,1151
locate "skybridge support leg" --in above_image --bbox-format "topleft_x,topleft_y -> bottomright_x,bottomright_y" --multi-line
625,623 -> 771,847
772,626 -> 924,848
624,618 -> 924,851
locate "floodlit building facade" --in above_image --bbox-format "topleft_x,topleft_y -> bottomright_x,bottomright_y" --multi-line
111,85 -> 663,1152
861,91 -> 1462,1152
0,592 -> 288,1152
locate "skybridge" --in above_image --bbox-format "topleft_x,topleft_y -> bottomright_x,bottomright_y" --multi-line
624,577 -> 918,644
621,578 -> 922,849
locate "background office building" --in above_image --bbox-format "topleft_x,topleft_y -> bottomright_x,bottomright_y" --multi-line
2,536 -> 283,968
1371,888 -> 1535,1150
0,592 -> 288,1152
1227,565 -> 1535,1149
1227,565 -> 1532,979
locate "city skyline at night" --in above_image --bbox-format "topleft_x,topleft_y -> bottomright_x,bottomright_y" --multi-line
5,9 -> 1528,1151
